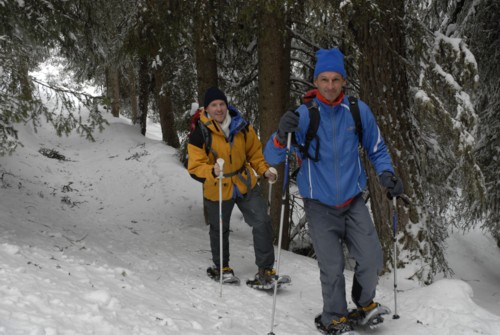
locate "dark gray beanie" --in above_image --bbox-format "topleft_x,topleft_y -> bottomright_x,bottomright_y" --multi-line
203,87 -> 228,108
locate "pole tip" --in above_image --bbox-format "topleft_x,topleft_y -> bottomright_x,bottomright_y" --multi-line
393,314 -> 400,319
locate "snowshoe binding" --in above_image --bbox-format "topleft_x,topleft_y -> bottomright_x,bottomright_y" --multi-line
314,315 -> 359,335
348,302 -> 391,327
207,266 -> 240,285
245,267 -> 291,290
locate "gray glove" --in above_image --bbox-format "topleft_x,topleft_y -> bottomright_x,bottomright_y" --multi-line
379,171 -> 404,198
276,111 -> 299,144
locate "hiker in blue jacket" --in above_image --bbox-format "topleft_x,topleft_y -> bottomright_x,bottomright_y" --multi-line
264,48 -> 404,335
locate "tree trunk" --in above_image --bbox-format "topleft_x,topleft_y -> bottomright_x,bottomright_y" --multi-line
19,58 -> 32,102
154,68 -> 180,148
347,0 -> 418,273
108,65 -> 120,118
193,0 -> 218,103
128,64 -> 138,124
138,57 -> 150,136
257,0 -> 290,249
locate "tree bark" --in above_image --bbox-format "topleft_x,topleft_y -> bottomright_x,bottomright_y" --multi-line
257,0 -> 290,249
153,68 -> 180,148
108,65 -> 120,118
138,57 -> 150,136
128,64 -> 138,124
193,0 -> 218,103
19,58 -> 32,102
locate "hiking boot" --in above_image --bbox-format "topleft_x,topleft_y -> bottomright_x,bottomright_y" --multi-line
245,268 -> 291,290
348,301 -> 389,326
256,267 -> 276,285
207,266 -> 238,283
314,315 -> 354,335
222,266 -> 235,280
245,267 -> 276,289
349,301 -> 377,320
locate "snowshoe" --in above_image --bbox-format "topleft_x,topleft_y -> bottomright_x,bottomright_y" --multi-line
245,268 -> 291,290
348,302 -> 390,327
206,266 -> 240,285
314,315 -> 359,335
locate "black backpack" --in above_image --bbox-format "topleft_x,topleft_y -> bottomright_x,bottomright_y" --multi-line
298,93 -> 362,162
182,108 -> 215,168
187,108 -> 249,166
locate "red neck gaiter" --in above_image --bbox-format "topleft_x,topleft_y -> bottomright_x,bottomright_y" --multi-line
316,91 -> 345,106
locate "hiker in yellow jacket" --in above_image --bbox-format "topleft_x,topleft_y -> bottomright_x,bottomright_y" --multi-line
187,87 -> 278,285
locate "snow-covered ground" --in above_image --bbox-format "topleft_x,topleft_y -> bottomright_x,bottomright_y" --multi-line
0,68 -> 499,334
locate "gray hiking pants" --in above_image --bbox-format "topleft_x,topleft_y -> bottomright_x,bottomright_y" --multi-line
304,195 -> 383,325
204,184 -> 275,269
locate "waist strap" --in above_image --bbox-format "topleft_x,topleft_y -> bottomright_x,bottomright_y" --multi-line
224,164 -> 247,178
224,164 -> 252,197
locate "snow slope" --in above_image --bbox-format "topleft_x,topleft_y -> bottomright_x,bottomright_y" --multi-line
0,99 -> 499,334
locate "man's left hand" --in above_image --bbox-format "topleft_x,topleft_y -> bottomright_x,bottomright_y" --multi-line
264,167 -> 278,184
379,171 -> 404,198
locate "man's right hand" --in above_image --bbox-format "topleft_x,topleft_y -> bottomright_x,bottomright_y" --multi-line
276,110 -> 299,144
213,162 -> 222,177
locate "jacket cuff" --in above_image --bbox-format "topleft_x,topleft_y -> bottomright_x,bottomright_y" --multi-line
273,134 -> 286,148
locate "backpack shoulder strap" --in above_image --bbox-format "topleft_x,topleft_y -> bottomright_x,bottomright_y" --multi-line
197,120 -> 217,159
301,100 -> 320,162
348,96 -> 362,144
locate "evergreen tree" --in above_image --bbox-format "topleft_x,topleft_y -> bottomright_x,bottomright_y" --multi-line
403,0 -> 486,279
0,1 -> 108,156
460,0 -> 500,247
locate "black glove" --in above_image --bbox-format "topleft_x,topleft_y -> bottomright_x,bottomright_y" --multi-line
276,110 -> 299,144
379,171 -> 404,198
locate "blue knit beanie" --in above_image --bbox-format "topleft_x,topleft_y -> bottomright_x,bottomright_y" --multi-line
313,48 -> 346,78
204,87 -> 228,109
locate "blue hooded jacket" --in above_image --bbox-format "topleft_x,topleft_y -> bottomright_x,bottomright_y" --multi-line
264,95 -> 394,207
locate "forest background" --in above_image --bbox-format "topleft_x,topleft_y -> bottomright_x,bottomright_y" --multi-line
1,0 -> 499,284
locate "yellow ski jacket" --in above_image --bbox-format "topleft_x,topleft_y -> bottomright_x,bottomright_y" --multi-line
187,107 -> 269,201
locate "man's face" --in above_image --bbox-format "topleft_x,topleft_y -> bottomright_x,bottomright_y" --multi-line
205,100 -> 228,124
313,72 -> 346,102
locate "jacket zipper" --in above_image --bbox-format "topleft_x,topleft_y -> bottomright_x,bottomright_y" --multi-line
332,104 -> 341,203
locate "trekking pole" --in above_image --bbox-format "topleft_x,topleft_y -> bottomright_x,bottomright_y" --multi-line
217,158 -> 225,298
391,196 -> 400,319
267,167 -> 278,216
268,133 -> 292,335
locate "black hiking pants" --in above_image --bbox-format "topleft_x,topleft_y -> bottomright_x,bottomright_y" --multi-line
204,184 -> 275,270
